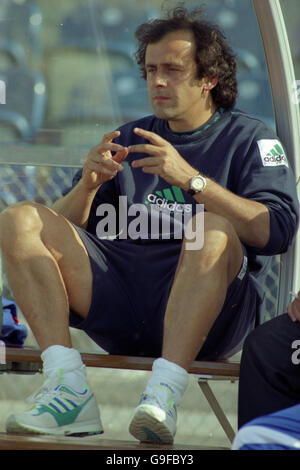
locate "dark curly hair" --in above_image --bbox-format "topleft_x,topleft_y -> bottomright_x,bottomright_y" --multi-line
135,5 -> 237,109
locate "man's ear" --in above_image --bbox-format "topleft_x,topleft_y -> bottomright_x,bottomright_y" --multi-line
203,76 -> 218,91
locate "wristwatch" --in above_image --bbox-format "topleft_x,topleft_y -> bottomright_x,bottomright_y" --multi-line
187,174 -> 206,196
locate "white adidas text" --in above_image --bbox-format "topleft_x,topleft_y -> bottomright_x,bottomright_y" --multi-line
147,193 -> 192,213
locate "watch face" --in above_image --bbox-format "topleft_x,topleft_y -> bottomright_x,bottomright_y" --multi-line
192,176 -> 205,191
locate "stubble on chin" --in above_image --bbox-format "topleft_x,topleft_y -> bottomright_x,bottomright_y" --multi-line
151,103 -> 177,121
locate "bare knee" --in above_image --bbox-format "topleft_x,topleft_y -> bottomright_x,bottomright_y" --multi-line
183,212 -> 237,252
181,212 -> 243,281
203,212 -> 240,249
0,202 -> 45,254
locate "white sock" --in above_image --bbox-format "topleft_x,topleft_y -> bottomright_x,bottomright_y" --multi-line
41,345 -> 89,392
144,358 -> 189,406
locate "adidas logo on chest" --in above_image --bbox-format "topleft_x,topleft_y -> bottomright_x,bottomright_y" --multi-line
145,186 -> 192,213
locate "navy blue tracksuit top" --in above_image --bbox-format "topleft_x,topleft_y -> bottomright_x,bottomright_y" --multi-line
68,108 -> 299,325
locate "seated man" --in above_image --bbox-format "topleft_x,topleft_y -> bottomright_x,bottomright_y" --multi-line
0,7 -> 298,444
232,294 -> 300,450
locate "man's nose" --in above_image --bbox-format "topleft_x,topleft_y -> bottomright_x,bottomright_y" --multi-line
152,73 -> 167,87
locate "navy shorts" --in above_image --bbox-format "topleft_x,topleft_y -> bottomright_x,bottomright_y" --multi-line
69,226 -> 258,360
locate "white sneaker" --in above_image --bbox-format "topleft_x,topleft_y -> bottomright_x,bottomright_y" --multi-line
129,393 -> 177,444
6,380 -> 103,436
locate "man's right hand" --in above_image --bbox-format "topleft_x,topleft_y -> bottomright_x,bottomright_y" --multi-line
287,291 -> 300,322
81,131 -> 128,191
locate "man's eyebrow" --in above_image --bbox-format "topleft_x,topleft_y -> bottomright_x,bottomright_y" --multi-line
145,62 -> 184,68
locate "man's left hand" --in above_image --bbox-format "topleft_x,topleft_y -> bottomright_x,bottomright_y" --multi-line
129,128 -> 198,190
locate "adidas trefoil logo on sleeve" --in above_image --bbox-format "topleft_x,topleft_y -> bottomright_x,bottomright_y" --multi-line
257,139 -> 289,168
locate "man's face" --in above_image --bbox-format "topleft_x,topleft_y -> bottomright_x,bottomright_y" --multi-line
145,29 -> 209,132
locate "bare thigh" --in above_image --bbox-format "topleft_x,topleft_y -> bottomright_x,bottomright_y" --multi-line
0,201 -> 93,319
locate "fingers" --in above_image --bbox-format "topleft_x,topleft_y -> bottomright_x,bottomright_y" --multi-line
288,303 -> 298,322
287,293 -> 300,322
101,130 -> 121,143
129,144 -> 162,157
85,127 -> 165,181
133,127 -> 165,146
86,151 -> 124,178
139,166 -> 162,175
132,156 -> 161,168
92,130 -> 126,157
94,141 -> 126,155
94,128 -> 163,161
100,156 -> 123,174
113,147 -> 129,164
88,131 -> 128,175
132,159 -> 162,175
128,128 -> 166,155
128,129 -> 165,169
86,158 -> 120,176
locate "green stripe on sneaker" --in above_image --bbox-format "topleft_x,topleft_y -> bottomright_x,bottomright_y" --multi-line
35,394 -> 93,427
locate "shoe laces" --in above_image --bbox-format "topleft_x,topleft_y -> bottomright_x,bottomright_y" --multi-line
25,381 -> 63,405
26,367 -> 69,404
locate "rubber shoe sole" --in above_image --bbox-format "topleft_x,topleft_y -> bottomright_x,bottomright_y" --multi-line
129,404 -> 175,444
6,414 -> 103,436
5,384 -> 104,437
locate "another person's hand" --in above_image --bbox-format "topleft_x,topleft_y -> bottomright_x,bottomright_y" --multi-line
82,131 -> 128,190
287,291 -> 300,322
